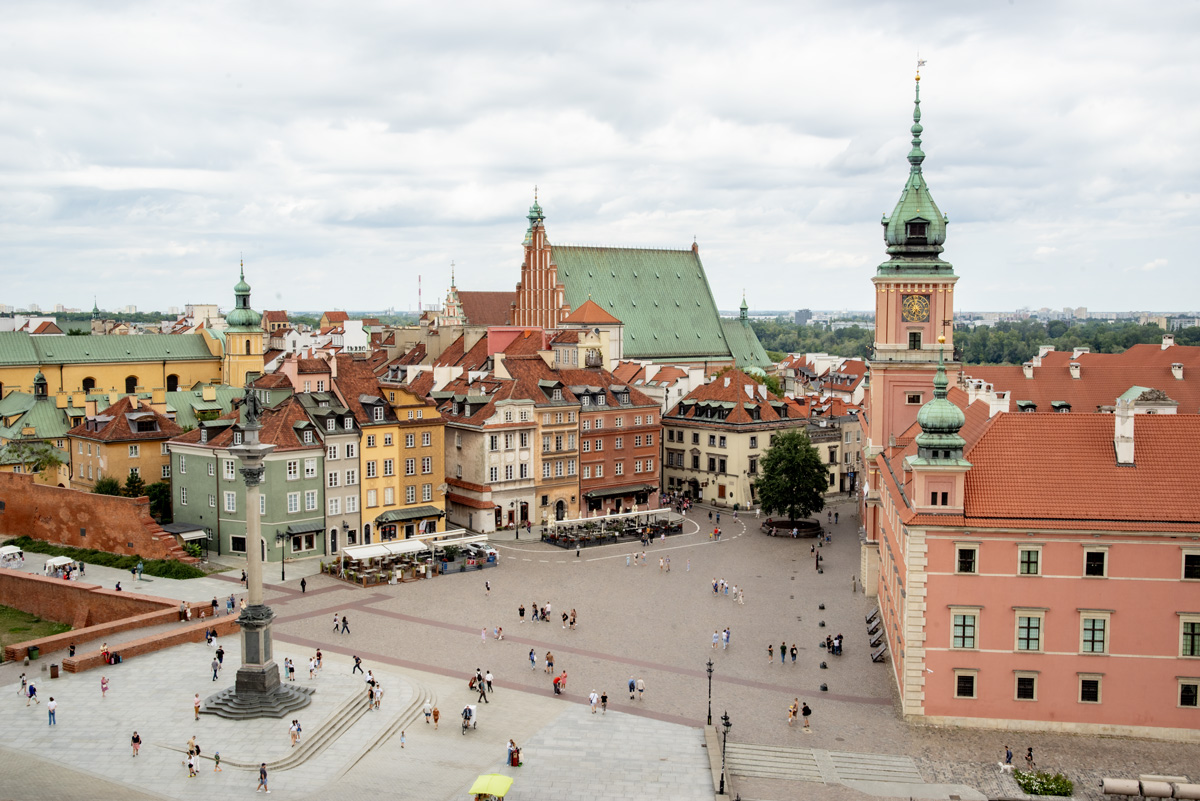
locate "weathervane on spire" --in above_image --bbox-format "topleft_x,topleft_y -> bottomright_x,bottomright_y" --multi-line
534,184 -> 538,202
916,53 -> 927,80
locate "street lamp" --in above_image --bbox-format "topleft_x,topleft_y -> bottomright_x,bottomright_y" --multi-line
719,710 -> 731,796
275,530 -> 286,582
705,659 -> 714,726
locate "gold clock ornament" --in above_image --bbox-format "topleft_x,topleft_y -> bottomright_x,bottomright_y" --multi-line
902,294 -> 931,322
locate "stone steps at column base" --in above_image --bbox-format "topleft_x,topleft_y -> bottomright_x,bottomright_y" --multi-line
201,683 -> 315,720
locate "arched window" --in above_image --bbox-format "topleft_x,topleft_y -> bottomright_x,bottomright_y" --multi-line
125,375 -> 138,394
245,339 -> 251,355
166,374 -> 179,392
81,377 -> 96,392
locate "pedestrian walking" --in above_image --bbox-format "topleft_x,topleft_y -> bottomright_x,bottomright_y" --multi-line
738,588 -> 745,605
212,657 -> 220,681
780,640 -> 787,665
686,558 -> 690,572
477,679 -> 489,704
666,555 -> 671,572
432,705 -> 440,729
47,696 -> 57,725
1025,748 -> 1035,770
835,511 -> 839,524
486,670 -> 494,693
1004,745 -> 1013,765
211,596 -> 219,616
187,752 -> 197,777
723,628 -> 730,649
241,569 -> 247,587
801,702 -> 812,731
424,700 -> 433,723
194,693 -> 201,720
300,577 -> 306,593
731,583 -> 738,599
400,730 -> 406,748
131,731 -> 141,757
589,690 -> 599,713
626,553 -> 631,567
26,679 -> 38,705
788,699 -> 797,726
485,580 -> 490,597
481,628 -> 487,644
529,649 -> 537,670
519,604 -> 526,622
341,615 -> 349,634
214,751 -> 222,772
768,643 -> 773,663
600,690 -> 608,714
18,672 -> 26,697
636,677 -> 645,701
791,644 -> 798,664
333,613 -> 340,632
546,652 -> 554,674
289,720 -> 299,747
659,557 -> 664,572
712,630 -> 719,649
101,675 -> 109,698
569,609 -> 577,630
562,611 -> 568,629
353,655 -> 363,674
628,675 -> 636,700
216,645 -> 225,669
257,762 -> 269,793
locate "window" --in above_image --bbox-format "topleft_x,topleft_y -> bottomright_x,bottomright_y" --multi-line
367,488 -> 378,508
346,494 -> 358,513
594,418 -> 603,430
552,389 -> 562,401
1079,675 -> 1102,704
230,536 -> 246,553
490,435 -> 499,451
327,444 -> 339,460
504,465 -> 513,481
567,459 -> 576,476
373,406 -> 384,422
179,455 -> 186,474
327,471 -> 340,488
160,463 -> 170,478
542,463 -> 550,479
582,441 -> 590,453
223,459 -> 235,480
345,469 -> 357,485
954,670 -> 978,699
646,457 -> 653,471
128,444 -> 140,458
930,491 -> 949,506
956,544 -> 979,575
1183,551 -> 1200,580
209,494 -> 215,507
568,433 -> 575,450
422,432 -> 431,447
489,466 -> 499,483
594,464 -> 603,477
554,460 -> 563,477
1084,548 -> 1108,577
1016,612 -> 1044,652
615,437 -> 623,450
367,435 -> 376,448
421,483 -> 432,502
1182,616 -> 1200,657
634,435 -> 642,447
646,433 -> 653,446
180,486 -> 188,506
1081,614 -> 1108,654
1019,547 -> 1041,576
383,459 -> 394,476
615,417 -> 623,428
614,462 -> 624,476
594,439 -> 602,451
634,460 -> 642,473
908,331 -> 921,350
719,436 -> 727,448
317,380 -> 326,392
1015,673 -> 1038,701
287,460 -> 299,480
906,393 -> 922,405
344,417 -> 353,431
224,491 -> 237,512
582,420 -> 590,432
519,463 -> 528,479
401,457 -> 414,475
366,461 -> 377,478
305,458 -> 317,478
1180,679 -> 1199,708
259,494 -> 265,516
327,418 -> 336,432
952,611 -> 978,649
691,455 -> 700,470
583,466 -> 591,479
406,485 -> 416,504
692,432 -> 699,444
287,492 -> 300,514
305,490 -> 318,511
383,487 -> 394,505
708,457 -> 717,472
709,435 -> 716,447
327,496 -> 341,515
596,395 -> 605,406
303,430 -> 313,444
128,466 -> 140,479
554,434 -> 562,451
646,413 -> 654,425
406,433 -> 415,448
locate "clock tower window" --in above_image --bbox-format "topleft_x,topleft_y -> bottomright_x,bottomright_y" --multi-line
908,331 -> 922,350
906,220 -> 928,242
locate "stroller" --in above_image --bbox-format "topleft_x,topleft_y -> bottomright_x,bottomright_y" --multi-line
461,704 -> 477,735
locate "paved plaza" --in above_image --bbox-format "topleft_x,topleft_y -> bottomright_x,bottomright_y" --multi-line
3,500 -> 1197,800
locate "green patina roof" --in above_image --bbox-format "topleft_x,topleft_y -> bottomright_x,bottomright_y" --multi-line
915,348 -> 965,452
0,392 -> 74,442
720,318 -> 773,371
555,245 -> 760,363
878,75 -> 954,278
0,331 -> 216,367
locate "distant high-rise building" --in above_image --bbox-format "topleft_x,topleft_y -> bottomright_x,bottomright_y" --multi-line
794,309 -> 812,325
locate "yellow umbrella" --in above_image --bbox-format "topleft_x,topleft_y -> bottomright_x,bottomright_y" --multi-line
468,774 -> 514,797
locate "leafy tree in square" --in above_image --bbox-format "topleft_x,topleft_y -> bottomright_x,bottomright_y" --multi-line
756,429 -> 828,522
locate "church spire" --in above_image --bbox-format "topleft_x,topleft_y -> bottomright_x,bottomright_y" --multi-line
914,336 -> 966,458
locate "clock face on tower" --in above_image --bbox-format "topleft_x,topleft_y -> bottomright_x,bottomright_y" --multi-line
902,294 -> 931,322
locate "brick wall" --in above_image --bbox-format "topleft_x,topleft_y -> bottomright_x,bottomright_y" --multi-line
63,615 -> 241,673
0,472 -> 189,561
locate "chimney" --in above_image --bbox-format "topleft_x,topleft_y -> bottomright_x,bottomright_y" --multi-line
1022,362 -> 1034,379
1038,345 -> 1056,359
108,389 -> 119,407
1172,363 -> 1183,380
202,385 -> 217,402
1162,334 -> 1175,350
55,392 -> 68,409
1114,399 -> 1135,465
1069,362 -> 1081,379
71,391 -> 85,409
150,387 -> 166,412
723,377 -> 730,388
1072,347 -> 1090,359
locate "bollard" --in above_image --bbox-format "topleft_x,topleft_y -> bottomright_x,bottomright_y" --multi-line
819,620 -> 826,628
820,683 -> 828,692
820,662 -> 827,669
818,603 -> 825,610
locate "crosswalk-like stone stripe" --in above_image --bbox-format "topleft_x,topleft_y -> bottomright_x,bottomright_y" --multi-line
726,744 -> 924,786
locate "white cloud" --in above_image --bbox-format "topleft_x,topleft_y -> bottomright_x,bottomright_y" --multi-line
1,0 -> 1198,314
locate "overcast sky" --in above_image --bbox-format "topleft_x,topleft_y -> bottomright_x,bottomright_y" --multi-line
2,1 -> 1197,316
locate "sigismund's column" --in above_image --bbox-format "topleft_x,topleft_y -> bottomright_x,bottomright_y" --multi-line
204,387 -> 312,719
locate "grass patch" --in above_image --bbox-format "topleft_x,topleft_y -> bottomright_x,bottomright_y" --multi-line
0,605 -> 72,660
3,536 -> 206,580
1014,770 -> 1074,796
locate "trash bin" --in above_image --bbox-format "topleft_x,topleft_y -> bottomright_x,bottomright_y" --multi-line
28,646 -> 39,660
50,663 -> 59,679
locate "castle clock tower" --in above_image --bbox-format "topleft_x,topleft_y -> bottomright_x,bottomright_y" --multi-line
866,71 -> 959,458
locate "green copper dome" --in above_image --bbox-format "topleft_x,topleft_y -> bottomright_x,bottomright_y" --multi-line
878,74 -> 954,277
915,344 -> 965,451
225,264 -> 262,329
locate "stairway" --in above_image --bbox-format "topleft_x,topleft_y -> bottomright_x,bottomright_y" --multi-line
726,743 -> 923,785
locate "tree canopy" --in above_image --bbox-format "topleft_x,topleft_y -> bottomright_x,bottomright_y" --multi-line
755,429 -> 829,522
4,441 -> 65,477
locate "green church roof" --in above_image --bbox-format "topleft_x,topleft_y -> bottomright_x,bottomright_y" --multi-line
720,318 -> 773,371
0,331 -> 217,367
555,245 -> 758,363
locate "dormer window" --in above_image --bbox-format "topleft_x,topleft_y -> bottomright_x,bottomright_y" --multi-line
620,393 -> 630,405
596,395 -> 606,406
326,419 -> 336,431
373,406 -> 384,422
343,417 -> 353,430
303,430 -> 314,443
581,396 -> 590,407
552,389 -> 562,401
200,429 -> 208,444
906,220 -> 928,242
233,431 -> 243,445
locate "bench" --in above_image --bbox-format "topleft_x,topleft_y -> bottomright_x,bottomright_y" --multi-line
1101,779 -> 1200,799
869,630 -> 885,648
867,620 -> 880,637
871,644 -> 888,662
865,608 -> 880,626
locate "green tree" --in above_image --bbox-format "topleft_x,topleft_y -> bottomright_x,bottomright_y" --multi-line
93,475 -> 122,495
123,471 -> 147,498
67,327 -> 89,336
5,441 -> 66,478
146,481 -> 173,522
756,430 -> 829,522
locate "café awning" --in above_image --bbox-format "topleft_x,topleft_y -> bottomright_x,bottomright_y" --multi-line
341,540 -> 430,561
375,506 -> 446,524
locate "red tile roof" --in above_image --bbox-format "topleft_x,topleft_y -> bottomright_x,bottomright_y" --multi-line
322,311 -> 350,323
458,291 -> 515,326
68,396 -> 184,442
963,344 -> 1200,413
333,355 -> 395,426
252,373 -> 293,389
398,343 -> 426,365
172,395 -> 318,452
32,321 -> 63,335
447,492 -> 495,510
670,369 -> 789,424
298,358 -> 330,374
562,298 -> 621,325
263,310 -> 289,323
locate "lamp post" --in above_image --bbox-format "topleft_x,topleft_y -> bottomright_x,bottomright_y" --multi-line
719,710 -> 731,796
275,531 -> 286,582
705,659 -> 714,726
